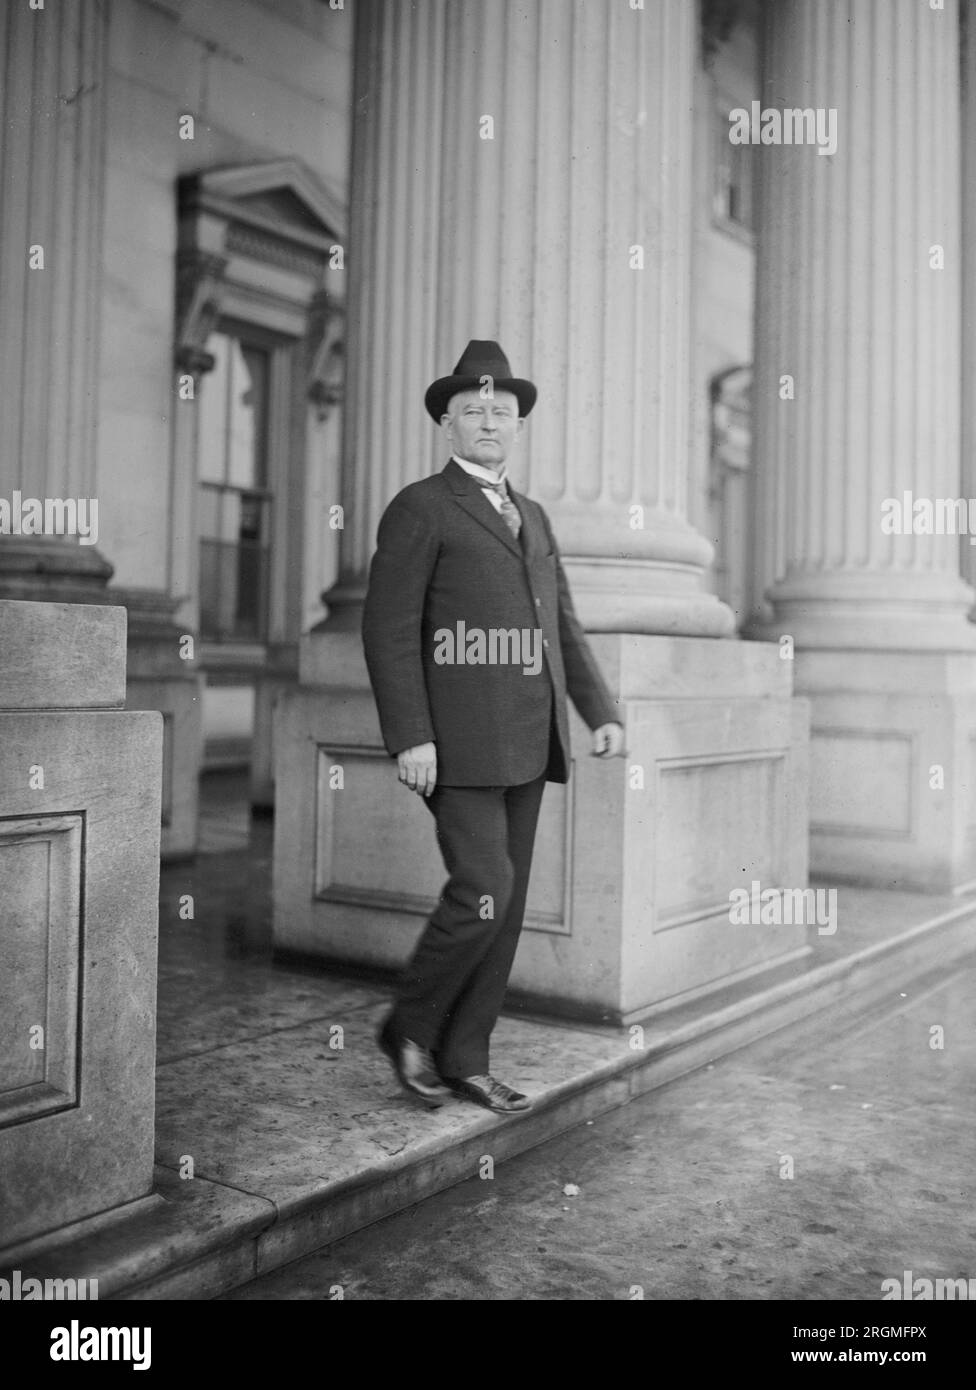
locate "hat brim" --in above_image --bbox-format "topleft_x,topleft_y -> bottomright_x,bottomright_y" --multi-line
425,375 -> 537,423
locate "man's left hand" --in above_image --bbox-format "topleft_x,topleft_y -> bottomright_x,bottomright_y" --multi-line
591,722 -> 625,758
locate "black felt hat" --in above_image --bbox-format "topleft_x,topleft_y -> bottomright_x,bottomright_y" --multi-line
424,340 -> 537,422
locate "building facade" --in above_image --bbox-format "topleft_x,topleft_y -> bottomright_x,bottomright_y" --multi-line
2,0 -> 974,1261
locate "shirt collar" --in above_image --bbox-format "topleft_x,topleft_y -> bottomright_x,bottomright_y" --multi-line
452,454 -> 508,488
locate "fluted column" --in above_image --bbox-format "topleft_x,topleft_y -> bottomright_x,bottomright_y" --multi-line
751,0 -> 975,650
962,0 -> 976,600
328,0 -> 733,636
0,0 -> 112,599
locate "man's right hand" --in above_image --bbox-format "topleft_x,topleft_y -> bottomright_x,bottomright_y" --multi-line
397,741 -> 437,797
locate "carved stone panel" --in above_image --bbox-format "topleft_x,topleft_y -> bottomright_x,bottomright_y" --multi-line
0,815 -> 83,1127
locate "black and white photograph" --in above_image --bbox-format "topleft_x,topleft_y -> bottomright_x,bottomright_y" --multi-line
0,0 -> 972,1354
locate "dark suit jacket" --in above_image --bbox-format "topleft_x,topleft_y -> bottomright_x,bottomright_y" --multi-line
362,459 -> 619,786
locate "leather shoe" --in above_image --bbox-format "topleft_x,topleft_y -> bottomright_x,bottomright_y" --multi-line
377,1019 -> 451,1106
443,1074 -> 532,1113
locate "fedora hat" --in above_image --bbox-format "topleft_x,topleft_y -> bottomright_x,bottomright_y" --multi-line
425,340 -> 537,422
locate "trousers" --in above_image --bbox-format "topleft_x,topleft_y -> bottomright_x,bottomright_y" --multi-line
389,773 -> 547,1077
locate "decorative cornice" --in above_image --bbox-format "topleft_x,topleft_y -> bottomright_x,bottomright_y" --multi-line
225,222 -> 326,278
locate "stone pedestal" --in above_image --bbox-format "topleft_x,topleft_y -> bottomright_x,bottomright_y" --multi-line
274,633 -> 809,1022
115,589 -> 202,861
0,600 -> 161,1252
799,649 -> 976,892
249,644 -> 299,813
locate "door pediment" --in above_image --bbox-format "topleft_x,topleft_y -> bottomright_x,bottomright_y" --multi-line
177,159 -> 347,347
184,158 -> 346,248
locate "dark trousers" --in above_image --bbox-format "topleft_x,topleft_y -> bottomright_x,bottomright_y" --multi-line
389,774 -> 547,1077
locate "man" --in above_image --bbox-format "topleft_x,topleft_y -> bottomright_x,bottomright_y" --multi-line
362,341 -> 624,1115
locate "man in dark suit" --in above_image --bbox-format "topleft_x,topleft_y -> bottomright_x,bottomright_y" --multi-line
362,341 -> 623,1114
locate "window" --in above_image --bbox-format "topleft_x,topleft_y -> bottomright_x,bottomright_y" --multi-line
197,331 -> 273,641
713,97 -> 755,234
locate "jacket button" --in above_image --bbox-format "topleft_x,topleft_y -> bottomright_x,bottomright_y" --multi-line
535,597 -> 541,606
542,638 -> 549,648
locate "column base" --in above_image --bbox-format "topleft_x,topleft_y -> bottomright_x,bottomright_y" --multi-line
250,644 -> 299,812
114,588 -> 202,861
320,563 -> 736,641
0,601 -> 160,1248
316,578 -> 366,632
796,647 -> 976,892
0,536 -> 113,604
564,557 -> 736,636
273,631 -> 809,1020
750,570 -> 976,651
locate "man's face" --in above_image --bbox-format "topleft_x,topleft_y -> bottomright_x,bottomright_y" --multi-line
442,389 -> 524,471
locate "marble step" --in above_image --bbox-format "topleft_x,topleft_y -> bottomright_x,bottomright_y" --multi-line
4,888 -> 974,1301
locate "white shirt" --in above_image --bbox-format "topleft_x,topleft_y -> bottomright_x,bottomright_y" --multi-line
452,454 -> 508,514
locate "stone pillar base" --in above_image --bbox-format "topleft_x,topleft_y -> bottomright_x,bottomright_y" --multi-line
565,557 -> 736,638
0,601 -> 161,1251
798,648 -> 976,893
0,537 -> 113,605
249,644 -> 299,813
117,590 -> 202,861
273,633 -> 809,1022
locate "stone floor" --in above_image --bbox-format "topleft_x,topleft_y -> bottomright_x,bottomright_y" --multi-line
222,959 -> 976,1301
158,778 -> 632,1212
138,770 -> 976,1298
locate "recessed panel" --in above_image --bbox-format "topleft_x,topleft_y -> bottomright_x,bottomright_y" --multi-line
811,731 -> 912,837
314,747 -> 570,933
655,753 -> 783,929
0,815 -> 82,1126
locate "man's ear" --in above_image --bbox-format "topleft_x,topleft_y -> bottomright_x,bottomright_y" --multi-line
515,417 -> 525,436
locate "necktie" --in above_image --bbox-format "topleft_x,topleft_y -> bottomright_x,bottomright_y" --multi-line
479,476 -> 522,540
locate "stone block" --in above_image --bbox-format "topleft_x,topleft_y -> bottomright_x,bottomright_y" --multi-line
0,600 -> 126,711
125,672 -> 202,860
0,698 -> 162,1249
798,648 -> 976,891
273,632 -> 810,1021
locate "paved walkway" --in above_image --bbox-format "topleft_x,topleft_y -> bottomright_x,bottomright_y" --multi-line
220,960 -> 976,1301
131,771 -> 975,1300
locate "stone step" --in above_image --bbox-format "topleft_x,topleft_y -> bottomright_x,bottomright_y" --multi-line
3,888 -> 974,1301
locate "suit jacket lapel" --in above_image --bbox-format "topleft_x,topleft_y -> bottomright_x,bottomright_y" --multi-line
443,458 -> 523,559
